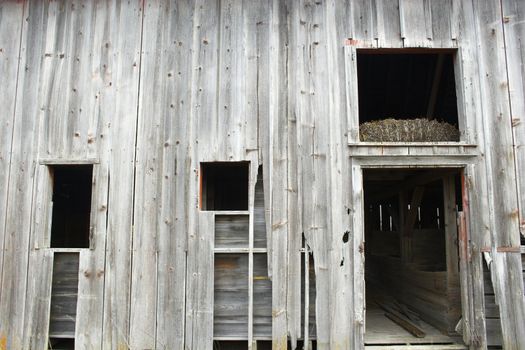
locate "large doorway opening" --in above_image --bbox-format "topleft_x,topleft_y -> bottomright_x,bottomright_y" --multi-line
363,168 -> 465,347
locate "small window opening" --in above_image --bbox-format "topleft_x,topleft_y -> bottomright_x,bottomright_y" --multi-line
201,162 -> 249,210
50,165 -> 93,248
357,51 -> 460,142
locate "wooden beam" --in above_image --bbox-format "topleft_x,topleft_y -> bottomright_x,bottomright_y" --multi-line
402,186 -> 424,263
383,311 -> 426,338
404,186 -> 424,237
367,169 -> 457,204
426,54 -> 445,118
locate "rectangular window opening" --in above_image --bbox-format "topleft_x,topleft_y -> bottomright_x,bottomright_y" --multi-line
357,50 -> 460,142
50,165 -> 93,248
201,162 -> 249,211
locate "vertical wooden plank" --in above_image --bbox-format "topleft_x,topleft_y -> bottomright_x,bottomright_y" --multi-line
473,1 -> 525,347
254,0 -> 273,277
374,0 -> 403,48
350,161 -> 365,349
303,247 -> 310,350
296,0 -> 330,347
0,1 -> 24,302
269,0 -> 288,348
290,0 -> 314,345
23,249 -> 53,350
501,0 -> 525,237
245,0 -> 270,156
463,164 -> 488,348
443,175 -> 461,333
324,1 -> 353,347
193,0 -> 220,162
423,0 -> 433,41
350,0 -> 375,47
344,46 -> 359,144
399,0 -> 432,47
185,0 -> 219,348
454,17 -> 493,348
0,1 -> 45,347
450,0 -> 460,40
148,0 -> 194,349
444,176 -> 459,280
128,0 -> 160,347
285,1 -> 301,346
101,1 -> 143,349
37,0 -> 104,161
216,0 -> 246,161
248,159 -> 259,349
22,165 -> 53,349
76,162 -> 109,348
430,0 -> 454,48
192,212 -> 214,350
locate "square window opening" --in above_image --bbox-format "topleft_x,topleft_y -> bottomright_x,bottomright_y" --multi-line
200,162 -> 249,211
357,51 -> 460,142
50,165 -> 93,248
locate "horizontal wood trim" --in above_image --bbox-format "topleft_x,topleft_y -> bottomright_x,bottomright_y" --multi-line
355,48 -> 458,55
214,248 -> 267,254
39,158 -> 100,165
351,142 -> 476,147
211,211 -> 250,216
480,246 -> 522,253
45,248 -> 86,253
349,145 -> 478,159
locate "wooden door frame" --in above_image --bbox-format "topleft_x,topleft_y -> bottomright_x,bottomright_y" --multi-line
349,156 -> 486,348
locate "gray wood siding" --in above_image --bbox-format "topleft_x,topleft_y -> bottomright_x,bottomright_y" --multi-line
0,1 -> 524,349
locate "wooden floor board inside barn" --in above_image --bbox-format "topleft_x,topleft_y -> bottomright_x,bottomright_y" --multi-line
365,304 -> 465,348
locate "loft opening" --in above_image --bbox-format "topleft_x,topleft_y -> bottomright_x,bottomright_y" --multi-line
362,168 -> 465,346
50,165 -> 93,248
357,50 -> 460,142
200,162 -> 249,211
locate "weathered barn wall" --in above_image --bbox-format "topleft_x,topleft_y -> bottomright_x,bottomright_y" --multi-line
0,0 -> 524,349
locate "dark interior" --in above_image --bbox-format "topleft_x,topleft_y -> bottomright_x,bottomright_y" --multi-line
48,338 -> 74,350
363,168 -> 462,338
357,52 -> 458,125
50,165 -> 93,248
201,162 -> 249,211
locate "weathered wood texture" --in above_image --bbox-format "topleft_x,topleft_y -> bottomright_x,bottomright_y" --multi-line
502,0 -> 525,237
0,0 -> 524,349
0,3 -> 24,313
472,0 -> 525,347
49,253 -> 80,339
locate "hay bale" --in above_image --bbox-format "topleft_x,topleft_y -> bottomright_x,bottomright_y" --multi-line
359,118 -> 460,142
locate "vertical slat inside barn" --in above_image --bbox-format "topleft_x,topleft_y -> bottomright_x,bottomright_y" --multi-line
363,169 -> 464,347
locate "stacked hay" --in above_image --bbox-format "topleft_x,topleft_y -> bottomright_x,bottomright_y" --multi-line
359,118 -> 460,142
